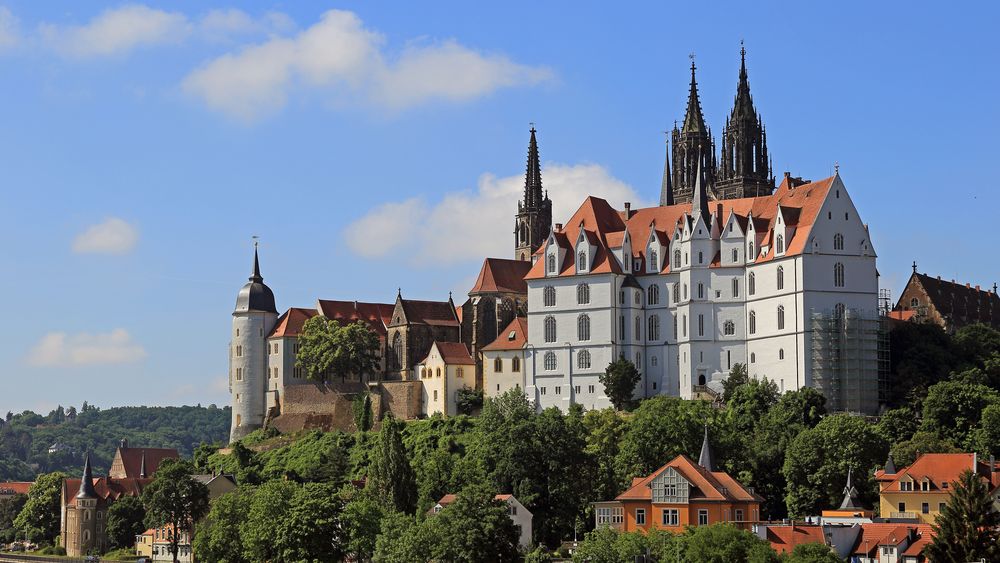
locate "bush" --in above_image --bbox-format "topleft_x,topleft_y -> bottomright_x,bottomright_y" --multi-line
102,546 -> 138,560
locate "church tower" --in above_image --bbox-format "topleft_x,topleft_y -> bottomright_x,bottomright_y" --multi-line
717,45 -> 774,199
230,243 -> 278,442
514,126 -> 552,261
668,61 -> 717,204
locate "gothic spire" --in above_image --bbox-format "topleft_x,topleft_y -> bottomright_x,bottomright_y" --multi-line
524,126 -> 543,209
250,242 -> 262,283
691,160 -> 710,225
76,453 -> 97,499
838,467 -> 863,510
659,135 -> 674,206
697,424 -> 714,472
682,61 -> 708,134
717,44 -> 773,199
733,44 -> 753,118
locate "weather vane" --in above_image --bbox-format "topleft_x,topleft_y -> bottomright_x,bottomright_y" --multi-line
252,235 -> 259,249
834,161 -> 840,174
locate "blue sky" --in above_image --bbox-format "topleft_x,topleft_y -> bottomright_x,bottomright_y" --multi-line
2,1 -> 997,415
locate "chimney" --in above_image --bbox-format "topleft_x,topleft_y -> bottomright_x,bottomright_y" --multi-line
624,202 -> 632,219
555,223 -> 563,233
976,285 -> 981,291
783,171 -> 791,185
966,283 -> 971,288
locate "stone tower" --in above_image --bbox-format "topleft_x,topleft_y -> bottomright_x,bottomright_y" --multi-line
71,454 -> 98,556
229,244 -> 278,442
717,46 -> 774,199
668,61 -> 717,204
514,127 -> 552,261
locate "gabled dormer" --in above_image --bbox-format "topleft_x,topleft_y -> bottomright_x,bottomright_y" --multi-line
650,466 -> 691,504
746,213 -> 759,263
774,205 -> 800,257
646,222 -> 667,273
544,225 -> 568,277
721,212 -> 747,266
622,230 -> 633,274
575,223 -> 597,274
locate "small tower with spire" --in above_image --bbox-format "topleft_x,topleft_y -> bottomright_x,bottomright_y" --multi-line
717,44 -> 774,199
73,453 -> 99,554
669,59 -> 718,204
230,241 -> 279,442
697,424 -> 714,472
514,126 -> 553,261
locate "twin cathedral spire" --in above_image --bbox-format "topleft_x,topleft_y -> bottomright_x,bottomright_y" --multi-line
661,46 -> 774,206
514,126 -> 553,261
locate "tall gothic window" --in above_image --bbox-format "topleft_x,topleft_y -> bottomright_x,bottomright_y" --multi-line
672,283 -> 680,303
776,234 -> 784,254
834,233 -> 844,250
723,320 -> 735,335
732,248 -> 738,263
732,278 -> 740,298
547,254 -> 556,274
577,283 -> 590,305
494,357 -> 503,373
698,314 -> 704,336
578,350 -> 591,369
749,311 -> 757,335
777,266 -> 785,290
543,286 -> 556,307
544,352 -> 556,371
648,315 -> 660,341
834,263 -> 845,287
391,332 -> 403,370
748,241 -> 755,259
512,356 -> 520,372
777,305 -> 785,330
578,251 -> 587,271
749,272 -> 756,295
697,283 -> 704,299
673,249 -> 681,268
673,316 -> 678,339
544,316 -> 556,342
578,315 -> 591,341
648,284 -> 659,305
634,291 -> 641,305
650,249 -> 658,270
635,317 -> 641,341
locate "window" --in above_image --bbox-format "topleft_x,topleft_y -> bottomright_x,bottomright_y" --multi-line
544,316 -> 556,342
779,348 -> 785,360
512,357 -> 520,372
652,356 -> 658,366
834,262 -> 845,287
578,315 -> 591,341
698,314 -> 705,336
834,233 -> 844,250
748,241 -> 754,259
619,315 -> 625,339
684,252 -> 688,265
436,367 -> 442,378
636,509 -> 646,525
732,248 -> 738,262
555,386 -> 562,395
433,390 -> 438,401
697,283 -> 704,299
620,290 -> 625,304
635,317 -> 641,341
698,509 -> 709,526
635,351 -> 641,368
540,387 -> 547,395
547,254 -> 556,274
577,283 -> 590,304
578,251 -> 587,271
648,284 -> 659,305
650,249 -> 658,270
682,315 -> 687,337
457,368 -> 464,378
544,352 -> 557,371
494,358 -> 503,373
235,414 -> 242,427
922,502 -> 929,514
732,278 -> 739,298
648,315 -> 660,341
634,291 -> 641,305
235,328 -> 239,337
596,507 -> 624,526
724,320 -> 735,335
898,502 -> 906,512
845,212 -> 849,220
235,345 -> 242,357
672,283 -> 680,303
673,249 -> 681,268
777,266 -> 784,290
574,385 -> 581,394
735,509 -> 744,522
588,384 -> 595,393
698,251 -> 703,264
673,316 -> 678,339
235,368 -> 243,381
749,311 -> 756,334
909,297 -> 919,308
939,503 -> 946,512
683,284 -> 688,300
776,234 -> 784,254
543,286 -> 556,307
662,509 -> 679,526
748,272 -> 756,295
750,353 -> 756,363
777,305 -> 785,330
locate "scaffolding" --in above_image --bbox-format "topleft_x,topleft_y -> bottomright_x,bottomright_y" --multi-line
810,307 -> 888,415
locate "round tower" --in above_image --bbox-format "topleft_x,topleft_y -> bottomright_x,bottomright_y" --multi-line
230,244 -> 278,442
69,453 -> 98,556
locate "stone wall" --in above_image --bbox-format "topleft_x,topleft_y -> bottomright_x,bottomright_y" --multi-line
374,381 -> 423,421
270,380 -> 423,434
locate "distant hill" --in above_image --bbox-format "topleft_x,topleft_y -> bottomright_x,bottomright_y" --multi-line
0,403 -> 230,480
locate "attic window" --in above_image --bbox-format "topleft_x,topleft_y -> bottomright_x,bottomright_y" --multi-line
508,331 -> 516,341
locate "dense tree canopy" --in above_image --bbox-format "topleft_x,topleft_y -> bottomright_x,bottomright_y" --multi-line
142,459 -> 210,563
296,317 -> 380,382
599,357 -> 641,410
105,495 -> 146,550
12,471 -> 66,543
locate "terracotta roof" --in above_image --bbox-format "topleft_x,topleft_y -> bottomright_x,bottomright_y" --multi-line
851,523 -> 933,556
0,482 -> 32,495
483,317 -> 528,351
765,525 -> 826,555
269,307 -> 318,338
316,300 -> 394,336
401,299 -> 460,327
902,533 -> 932,556
111,447 -> 178,479
887,309 -> 916,322
526,176 -> 839,281
616,454 -> 761,503
63,476 -> 154,506
875,453 -> 986,493
423,341 -> 474,365
437,493 -> 515,507
469,258 -> 532,295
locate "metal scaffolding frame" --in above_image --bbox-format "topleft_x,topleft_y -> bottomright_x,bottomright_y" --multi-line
810,307 -> 888,415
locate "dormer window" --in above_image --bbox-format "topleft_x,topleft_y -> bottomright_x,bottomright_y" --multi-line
649,249 -> 658,271
547,255 -> 556,274
776,235 -> 785,254
577,251 -> 587,272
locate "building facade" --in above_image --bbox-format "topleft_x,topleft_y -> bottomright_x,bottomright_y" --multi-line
891,267 -> 1000,333
417,341 -> 475,416
482,317 -> 528,398
875,452 -> 1000,524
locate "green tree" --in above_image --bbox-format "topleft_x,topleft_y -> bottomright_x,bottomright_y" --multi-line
874,406 -> 919,446
353,393 -> 374,432
616,396 -> 720,481
296,317 -> 379,382
920,379 -> 999,447
953,323 -> 1000,368
784,541 -> 843,563
571,526 -> 621,562
367,414 -> 417,513
105,495 -> 146,549
924,469 -> 1000,563
372,512 -> 433,563
342,492 -> 386,563
968,402 -> 1000,458
425,485 -> 520,562
455,387 -> 484,415
275,482 -> 345,562
241,480 -> 296,562
722,362 -> 750,403
0,494 -> 27,544
583,408 -> 628,503
890,430 -> 959,467
782,414 -> 887,518
599,356 -> 641,410
192,490 -> 249,563
141,459 -> 210,563
13,471 -> 66,543
683,524 -> 780,563
886,321 -> 955,406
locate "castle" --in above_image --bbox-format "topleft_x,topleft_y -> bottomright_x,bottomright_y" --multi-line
229,48 -> 886,440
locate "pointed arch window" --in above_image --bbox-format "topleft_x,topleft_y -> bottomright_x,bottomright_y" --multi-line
543,286 -> 556,307
547,254 -> 556,274
749,272 -> 756,295
578,251 -> 588,272
748,241 -> 755,259
512,357 -> 520,372
672,283 -> 680,304
673,249 -> 681,268
777,266 -> 785,290
834,233 -> 844,250
777,305 -> 785,330
648,284 -> 659,305
494,357 -> 503,373
834,262 -> 845,287
650,249 -> 659,270
635,317 -> 641,341
648,315 -> 660,341
578,314 -> 591,341
723,320 -> 735,336
732,278 -> 740,298
673,316 -> 678,339
544,316 -> 556,343
776,234 -> 785,254
544,352 -> 557,371
732,248 -> 739,263
749,311 -> 757,335
391,332 -> 403,371
697,283 -> 704,299
634,291 -> 641,305
578,350 -> 592,370
577,283 -> 590,305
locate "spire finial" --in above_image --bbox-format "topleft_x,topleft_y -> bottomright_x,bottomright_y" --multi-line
912,261 -> 918,273
660,133 -> 674,207
838,466 -> 862,510
76,453 -> 97,499
697,424 -> 714,472
524,126 -> 543,208
250,236 -> 262,282
834,161 -> 839,175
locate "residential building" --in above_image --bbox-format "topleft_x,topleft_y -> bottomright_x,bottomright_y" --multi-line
593,428 -> 762,532
429,493 -> 533,550
482,317 -> 528,398
875,452 -> 1000,524
849,523 -> 933,563
759,525 -> 827,557
139,524 -> 193,562
0,481 -> 31,501
417,342 -> 475,416
890,264 -> 999,332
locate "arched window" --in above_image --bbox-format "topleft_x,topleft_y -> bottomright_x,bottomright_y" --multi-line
544,352 -> 557,371
776,234 -> 784,254
682,314 -> 687,337
834,262 -> 845,287
547,254 -> 556,274
834,233 -> 844,250
578,315 -> 591,341
748,272 -> 756,295
652,356 -> 658,366
750,353 -> 756,363
634,291 -> 641,305
635,317 -> 641,341
648,284 -> 659,305
520,222 -> 527,243
748,241 -> 755,259
683,284 -> 688,300
732,248 -> 738,262
577,283 -> 590,305
732,278 -> 740,297
494,358 -> 503,373
578,251 -> 587,271
457,368 -> 464,378
672,283 -> 680,303
648,315 -> 660,341
698,251 -> 703,264
650,249 -> 658,270
673,249 -> 681,268
697,283 -> 704,299
723,320 -> 735,335
909,297 -> 919,308
749,311 -> 757,334
420,368 -> 426,378
391,332 -> 403,370
777,266 -> 785,290
698,374 -> 706,386
635,351 -> 642,369
777,305 -> 785,330
436,367 -> 442,378
512,357 -> 520,372
544,316 -> 556,343
779,349 -> 785,360
578,350 -> 591,369
543,286 -> 556,307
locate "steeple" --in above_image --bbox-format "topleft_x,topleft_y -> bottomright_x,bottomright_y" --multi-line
884,453 -> 897,475
251,243 -> 262,282
76,453 -> 97,499
514,126 -> 553,261
697,424 -> 714,472
670,59 -> 717,204
717,44 -> 774,199
659,135 -> 674,206
691,160 -> 710,225
838,467 -> 863,510
682,61 -> 708,134
234,241 -> 277,314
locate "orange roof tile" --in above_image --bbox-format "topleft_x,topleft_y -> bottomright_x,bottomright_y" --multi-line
112,447 -> 178,479
765,525 -> 826,555
0,482 -> 32,495
482,317 -> 528,351
876,453 -> 984,493
269,307 -> 318,338
423,341 -> 474,365
616,454 -> 761,503
316,300 -> 394,336
851,523 -> 933,556
469,258 -> 532,294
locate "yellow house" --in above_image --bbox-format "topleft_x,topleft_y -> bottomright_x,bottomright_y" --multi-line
876,452 -> 999,524
417,341 -> 475,416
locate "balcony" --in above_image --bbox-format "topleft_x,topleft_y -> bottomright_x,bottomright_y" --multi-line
890,511 -> 917,520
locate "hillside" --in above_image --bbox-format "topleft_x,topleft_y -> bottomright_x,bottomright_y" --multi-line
0,403 -> 230,480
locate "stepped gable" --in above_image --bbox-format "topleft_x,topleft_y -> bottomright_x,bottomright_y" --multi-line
526,175 -> 837,281
469,258 -> 532,295
482,318 -> 528,351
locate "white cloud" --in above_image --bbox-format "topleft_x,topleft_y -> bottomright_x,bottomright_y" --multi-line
27,329 -> 146,367
197,9 -> 294,41
344,162 -> 651,265
40,4 -> 190,58
182,9 -> 552,121
72,217 -> 138,254
0,7 -> 20,51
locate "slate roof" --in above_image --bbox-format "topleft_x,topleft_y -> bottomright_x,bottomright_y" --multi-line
400,299 -> 460,327
901,272 -> 1000,327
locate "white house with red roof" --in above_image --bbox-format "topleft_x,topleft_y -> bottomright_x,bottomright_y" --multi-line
482,317 -> 528,398
523,169 -> 881,413
416,341 -> 476,416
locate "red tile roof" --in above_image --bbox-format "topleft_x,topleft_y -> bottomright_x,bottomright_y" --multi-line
482,317 -> 528,351
423,341 -> 474,365
765,525 -> 826,555
62,477 -> 154,506
469,258 -> 532,295
111,447 -> 178,479
616,454 -> 762,503
315,300 -> 394,336
269,307 -> 318,338
400,299 -> 460,327
0,482 -> 32,495
851,523 -> 933,556
875,453 -> 984,493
